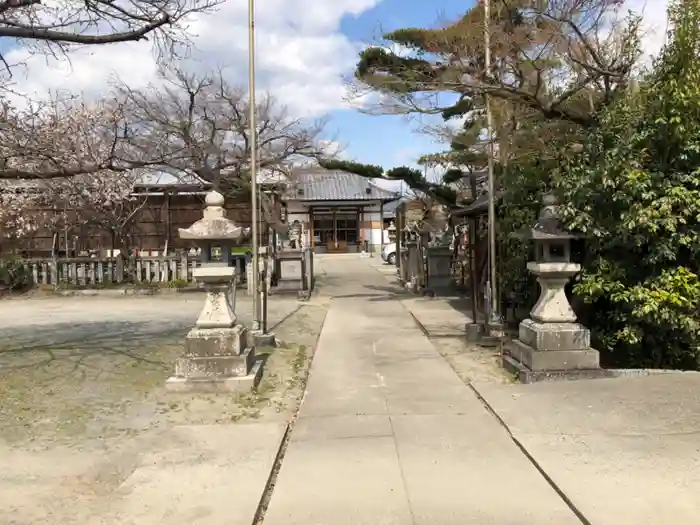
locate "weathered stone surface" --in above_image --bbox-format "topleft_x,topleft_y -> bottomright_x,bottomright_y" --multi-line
504,233 -> 602,378
527,261 -> 580,323
425,247 -> 453,292
272,251 -> 306,295
280,258 -> 303,280
185,325 -> 247,357
506,339 -> 599,371
168,190 -> 262,392
165,361 -> 263,393
465,322 -> 484,342
178,190 -> 244,241
175,348 -> 256,379
519,319 -> 590,351
277,278 -> 303,292
191,267 -> 238,328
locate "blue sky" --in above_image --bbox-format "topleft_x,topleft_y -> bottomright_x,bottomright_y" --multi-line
328,0 -> 474,173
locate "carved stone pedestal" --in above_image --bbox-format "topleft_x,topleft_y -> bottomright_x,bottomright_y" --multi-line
507,319 -> 599,371
166,266 -> 262,393
272,250 -> 308,299
503,262 -> 601,382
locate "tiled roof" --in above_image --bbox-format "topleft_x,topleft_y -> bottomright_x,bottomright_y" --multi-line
284,169 -> 400,202
382,198 -> 405,217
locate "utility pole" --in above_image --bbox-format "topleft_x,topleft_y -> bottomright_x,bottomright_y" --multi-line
483,0 -> 502,335
248,0 -> 260,331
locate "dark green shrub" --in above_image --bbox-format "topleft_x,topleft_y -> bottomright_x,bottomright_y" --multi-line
0,257 -> 34,292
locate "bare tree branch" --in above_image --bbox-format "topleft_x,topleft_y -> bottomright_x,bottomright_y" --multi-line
115,66 -> 330,194
0,0 -> 220,45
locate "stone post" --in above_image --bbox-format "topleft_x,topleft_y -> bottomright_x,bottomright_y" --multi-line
166,191 -> 262,392
303,246 -> 314,293
246,260 -> 254,296
405,241 -> 420,292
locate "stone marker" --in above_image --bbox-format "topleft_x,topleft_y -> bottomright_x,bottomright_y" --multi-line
425,245 -> 453,295
273,249 -> 308,300
503,194 -> 600,382
166,190 -> 262,392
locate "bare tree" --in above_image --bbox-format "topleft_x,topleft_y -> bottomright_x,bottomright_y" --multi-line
0,0 -> 221,75
116,67 -> 330,220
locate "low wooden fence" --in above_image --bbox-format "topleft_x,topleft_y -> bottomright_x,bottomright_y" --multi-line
21,254 -> 251,287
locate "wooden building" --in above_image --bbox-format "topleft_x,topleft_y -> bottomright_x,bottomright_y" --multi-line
3,167 -> 397,257
283,169 -> 400,253
4,180 -> 279,258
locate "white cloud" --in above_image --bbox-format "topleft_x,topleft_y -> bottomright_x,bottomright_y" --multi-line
0,0 -> 671,127
3,0 -> 380,116
625,0 -> 670,59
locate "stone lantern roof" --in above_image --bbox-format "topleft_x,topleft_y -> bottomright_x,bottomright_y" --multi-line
179,190 -> 244,241
515,194 -> 581,241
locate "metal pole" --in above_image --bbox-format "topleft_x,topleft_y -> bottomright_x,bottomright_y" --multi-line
484,0 -> 501,331
248,0 -> 260,331
260,261 -> 268,333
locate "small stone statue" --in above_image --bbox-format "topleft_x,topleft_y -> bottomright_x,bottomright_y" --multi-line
288,220 -> 302,249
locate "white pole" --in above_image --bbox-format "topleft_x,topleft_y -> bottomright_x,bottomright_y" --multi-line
484,0 -> 501,331
248,0 -> 260,331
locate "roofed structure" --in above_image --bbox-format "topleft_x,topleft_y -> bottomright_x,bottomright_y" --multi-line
283,169 -> 399,202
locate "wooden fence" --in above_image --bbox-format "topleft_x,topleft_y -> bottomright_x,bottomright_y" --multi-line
22,253 -> 250,287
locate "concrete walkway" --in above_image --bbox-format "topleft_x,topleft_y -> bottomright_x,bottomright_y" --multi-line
476,375 -> 700,525
264,256 -> 581,525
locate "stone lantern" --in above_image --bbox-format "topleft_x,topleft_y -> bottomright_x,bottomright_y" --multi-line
387,221 -> 397,242
503,194 -> 600,380
166,190 -> 262,392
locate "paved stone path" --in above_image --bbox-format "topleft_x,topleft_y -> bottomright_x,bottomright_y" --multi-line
263,256 -> 581,525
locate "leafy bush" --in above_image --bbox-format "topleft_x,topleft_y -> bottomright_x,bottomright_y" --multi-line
0,256 -> 34,292
557,0 -> 700,369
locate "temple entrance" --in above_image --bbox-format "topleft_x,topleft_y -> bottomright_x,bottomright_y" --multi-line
311,208 -> 359,253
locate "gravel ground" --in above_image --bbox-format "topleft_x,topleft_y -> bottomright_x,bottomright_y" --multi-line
0,294 -> 327,525
430,337 -> 515,385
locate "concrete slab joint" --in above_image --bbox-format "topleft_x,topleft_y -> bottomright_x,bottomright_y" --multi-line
167,190 -> 262,393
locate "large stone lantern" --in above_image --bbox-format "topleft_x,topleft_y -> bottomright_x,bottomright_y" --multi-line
166,190 -> 262,392
503,194 -> 600,380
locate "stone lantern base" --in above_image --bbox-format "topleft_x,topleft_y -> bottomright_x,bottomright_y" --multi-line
167,325 -> 263,393
502,265 -> 601,383
166,268 -> 263,393
505,319 -> 599,372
